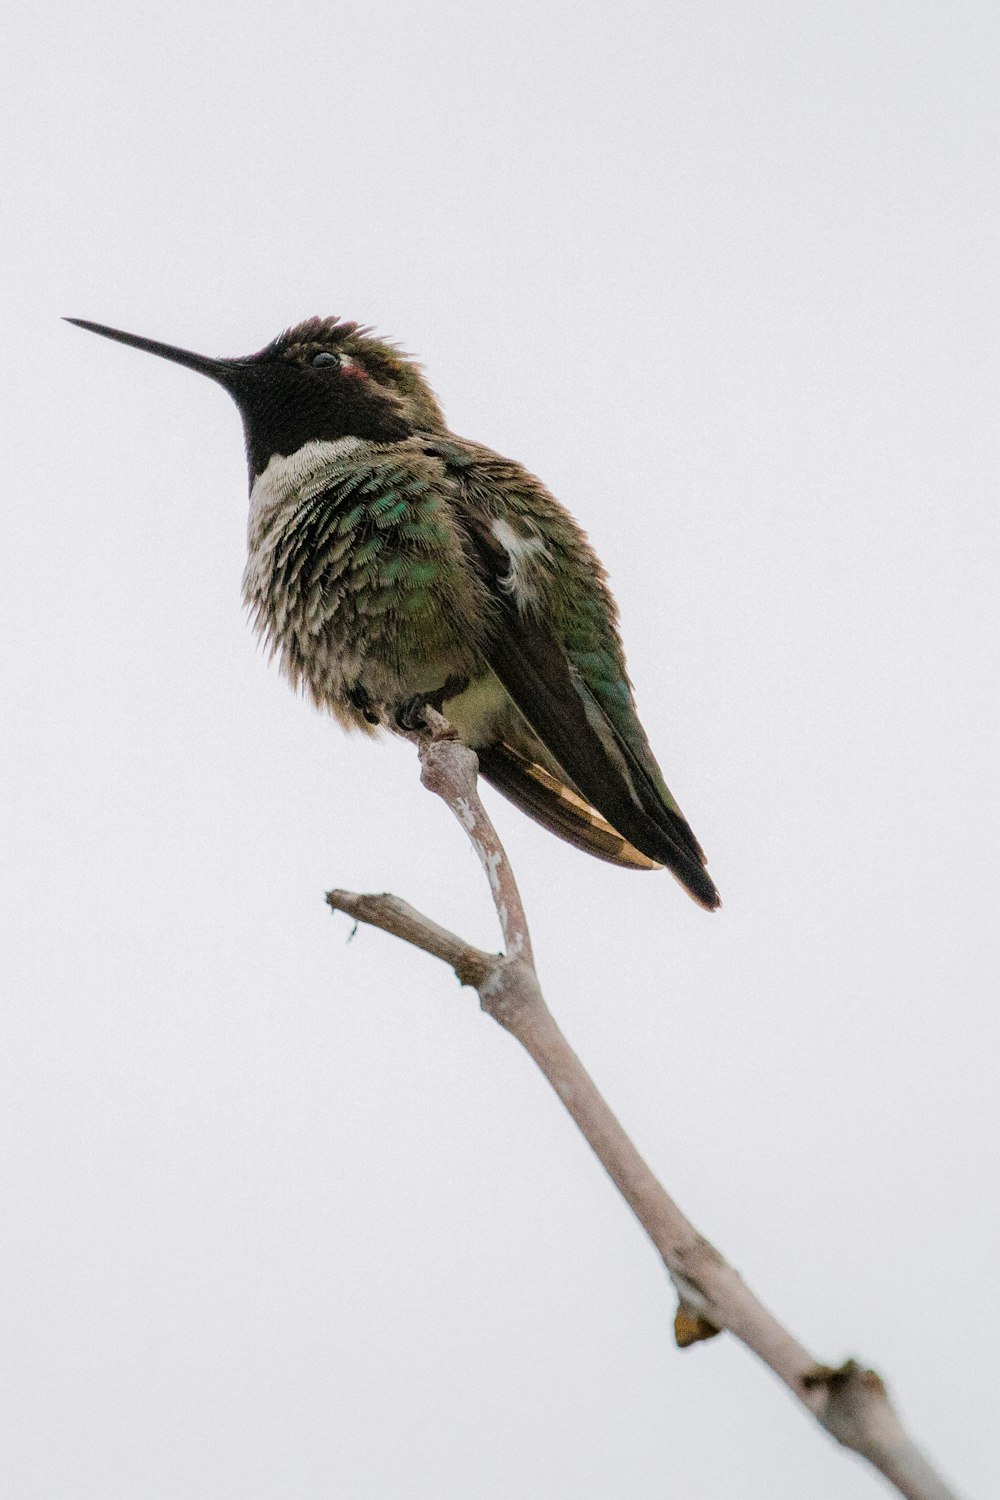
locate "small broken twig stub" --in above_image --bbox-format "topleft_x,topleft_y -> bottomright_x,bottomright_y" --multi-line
325,889 -> 497,989
325,721 -> 962,1500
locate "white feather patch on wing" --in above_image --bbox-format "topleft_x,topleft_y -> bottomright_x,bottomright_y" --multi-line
490,517 -> 551,606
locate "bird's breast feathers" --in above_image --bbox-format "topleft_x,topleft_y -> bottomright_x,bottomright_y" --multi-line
242,436 -> 497,716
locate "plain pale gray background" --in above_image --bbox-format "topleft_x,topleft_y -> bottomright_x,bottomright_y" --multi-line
1,1 -> 996,1495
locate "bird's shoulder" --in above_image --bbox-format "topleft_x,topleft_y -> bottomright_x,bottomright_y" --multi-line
417,431 -> 609,593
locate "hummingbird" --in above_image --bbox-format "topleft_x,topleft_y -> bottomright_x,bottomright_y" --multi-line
66,315 -> 720,909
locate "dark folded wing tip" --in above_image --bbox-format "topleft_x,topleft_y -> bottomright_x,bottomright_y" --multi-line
689,870 -> 722,910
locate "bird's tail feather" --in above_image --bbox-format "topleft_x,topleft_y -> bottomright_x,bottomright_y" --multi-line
477,741 -> 720,906
478,742 -> 660,871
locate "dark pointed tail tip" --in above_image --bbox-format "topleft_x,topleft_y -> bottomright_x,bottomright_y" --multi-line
692,870 -> 722,911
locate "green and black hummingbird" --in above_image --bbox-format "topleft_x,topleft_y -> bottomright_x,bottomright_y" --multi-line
67,315 -> 720,909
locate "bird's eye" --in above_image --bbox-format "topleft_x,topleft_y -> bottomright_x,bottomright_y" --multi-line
312,351 -> 341,368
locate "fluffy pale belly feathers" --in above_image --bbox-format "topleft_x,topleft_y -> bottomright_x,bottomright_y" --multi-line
242,438 -> 501,736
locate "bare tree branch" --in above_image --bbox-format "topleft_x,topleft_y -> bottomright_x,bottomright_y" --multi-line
326,713 -> 962,1500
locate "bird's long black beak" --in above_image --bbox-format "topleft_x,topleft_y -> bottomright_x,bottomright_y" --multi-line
64,318 -> 246,392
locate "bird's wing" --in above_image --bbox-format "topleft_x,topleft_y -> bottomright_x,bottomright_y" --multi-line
431,441 -> 719,909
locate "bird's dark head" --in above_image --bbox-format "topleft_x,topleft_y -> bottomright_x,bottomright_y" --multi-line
65,315 -> 446,480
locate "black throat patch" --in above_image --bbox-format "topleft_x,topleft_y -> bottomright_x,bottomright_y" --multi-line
231,358 -> 412,478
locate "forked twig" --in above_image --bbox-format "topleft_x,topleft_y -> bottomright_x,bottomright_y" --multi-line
326,713 -> 961,1500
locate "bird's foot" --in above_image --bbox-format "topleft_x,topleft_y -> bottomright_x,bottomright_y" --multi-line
394,697 -> 429,732
394,676 -> 469,733
348,684 -> 380,726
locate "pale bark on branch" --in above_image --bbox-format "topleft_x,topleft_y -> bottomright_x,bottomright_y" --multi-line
326,714 -> 962,1500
